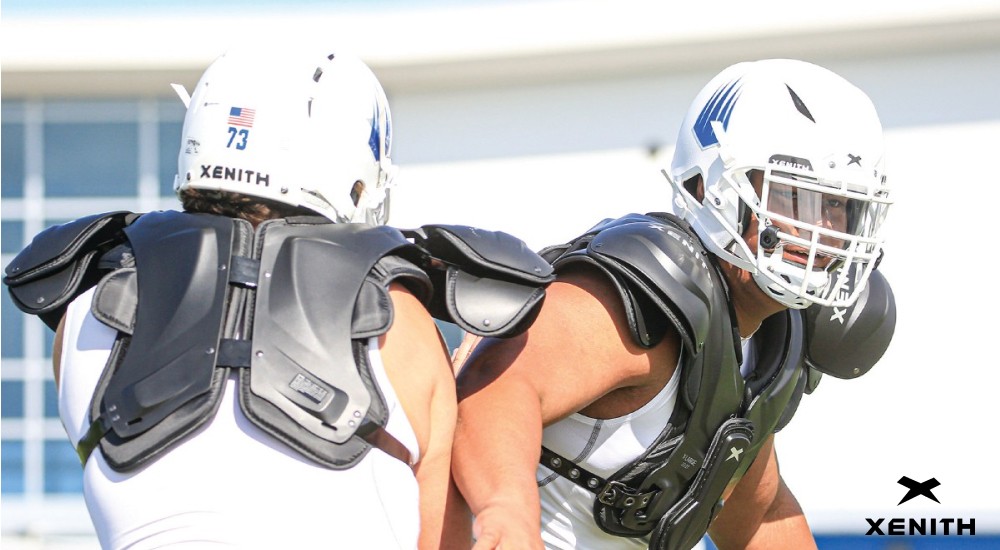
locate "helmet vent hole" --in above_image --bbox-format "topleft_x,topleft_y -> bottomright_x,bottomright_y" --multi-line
313,68 -> 323,82
785,84 -> 815,123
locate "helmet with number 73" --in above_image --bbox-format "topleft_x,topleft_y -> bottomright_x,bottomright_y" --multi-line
667,59 -> 892,309
175,45 -> 396,225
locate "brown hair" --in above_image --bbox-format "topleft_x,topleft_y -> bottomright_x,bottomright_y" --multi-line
179,188 -> 315,227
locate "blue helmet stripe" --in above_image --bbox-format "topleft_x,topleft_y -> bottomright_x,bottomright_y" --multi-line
368,103 -> 381,162
693,78 -> 742,148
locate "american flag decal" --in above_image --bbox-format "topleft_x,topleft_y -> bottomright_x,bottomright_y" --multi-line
228,107 -> 256,128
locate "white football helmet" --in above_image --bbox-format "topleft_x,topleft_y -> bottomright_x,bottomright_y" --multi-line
667,59 -> 891,309
175,46 -> 396,224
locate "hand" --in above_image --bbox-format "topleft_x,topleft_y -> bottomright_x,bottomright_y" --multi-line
471,506 -> 545,550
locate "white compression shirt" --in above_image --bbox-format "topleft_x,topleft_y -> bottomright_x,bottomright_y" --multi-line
536,361 -> 682,550
537,341 -> 759,550
59,287 -> 421,550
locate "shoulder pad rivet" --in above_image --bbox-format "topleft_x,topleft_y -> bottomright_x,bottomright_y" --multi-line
36,296 -> 45,304
482,319 -> 491,327
205,347 -> 214,354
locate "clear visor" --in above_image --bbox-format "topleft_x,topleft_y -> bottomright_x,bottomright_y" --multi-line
760,168 -> 890,268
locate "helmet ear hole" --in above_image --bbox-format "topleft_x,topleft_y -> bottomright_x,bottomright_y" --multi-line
738,203 -> 751,236
350,181 -> 364,206
737,169 -> 761,235
683,175 -> 702,201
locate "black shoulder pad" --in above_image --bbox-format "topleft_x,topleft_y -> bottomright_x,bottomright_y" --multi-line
3,211 -> 135,330
804,269 -> 896,379
406,225 -> 555,337
352,255 -> 433,339
556,214 -> 719,355
92,268 -> 138,335
102,211 -> 242,441
410,225 -> 554,283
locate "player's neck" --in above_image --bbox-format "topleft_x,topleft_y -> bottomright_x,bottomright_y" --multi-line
719,263 -> 787,338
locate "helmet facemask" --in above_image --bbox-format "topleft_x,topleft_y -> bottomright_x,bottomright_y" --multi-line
743,161 -> 891,308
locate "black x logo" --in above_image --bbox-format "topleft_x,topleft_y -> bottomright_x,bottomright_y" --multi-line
897,476 -> 940,505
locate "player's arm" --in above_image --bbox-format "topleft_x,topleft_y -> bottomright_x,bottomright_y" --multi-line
381,283 -> 469,550
708,435 -> 818,550
53,315 -> 66,387
452,264 -> 676,550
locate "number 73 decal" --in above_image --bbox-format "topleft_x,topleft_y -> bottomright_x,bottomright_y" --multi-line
227,127 -> 249,150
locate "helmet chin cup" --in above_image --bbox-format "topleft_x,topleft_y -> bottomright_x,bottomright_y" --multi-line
754,250 -> 831,309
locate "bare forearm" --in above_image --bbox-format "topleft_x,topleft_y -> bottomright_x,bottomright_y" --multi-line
730,480 -> 816,550
709,437 -> 817,549
453,396 -> 546,549
453,383 -> 544,524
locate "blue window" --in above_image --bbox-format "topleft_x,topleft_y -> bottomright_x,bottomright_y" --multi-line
1,380 -> 25,418
2,220 -> 24,254
44,122 -> 138,197
2,291 -> 25,358
435,320 -> 464,354
44,379 -> 60,418
1,120 -> 25,199
44,440 -> 83,494
44,324 -> 56,359
1,440 -> 25,494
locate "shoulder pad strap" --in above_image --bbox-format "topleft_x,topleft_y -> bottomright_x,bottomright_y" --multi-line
804,268 -> 896,379
407,225 -> 555,337
3,211 -> 135,330
743,311 -> 808,438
